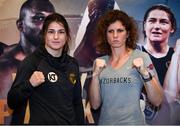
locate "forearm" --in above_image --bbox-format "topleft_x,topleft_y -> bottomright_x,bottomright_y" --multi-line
163,54 -> 179,102
89,75 -> 101,110
144,75 -> 163,106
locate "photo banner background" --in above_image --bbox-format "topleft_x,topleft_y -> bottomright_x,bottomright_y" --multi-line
0,0 -> 179,124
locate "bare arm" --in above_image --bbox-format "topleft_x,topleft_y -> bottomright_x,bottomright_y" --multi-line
89,59 -> 106,110
143,74 -> 163,106
133,58 -> 163,106
89,74 -> 101,109
163,54 -> 179,102
164,39 -> 180,102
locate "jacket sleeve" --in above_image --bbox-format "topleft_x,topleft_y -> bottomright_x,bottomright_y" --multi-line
73,61 -> 85,124
7,58 -> 35,109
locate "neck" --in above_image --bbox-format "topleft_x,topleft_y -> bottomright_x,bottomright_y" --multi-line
109,48 -> 132,69
111,48 -> 131,61
144,39 -> 169,58
146,39 -> 169,52
45,46 -> 62,57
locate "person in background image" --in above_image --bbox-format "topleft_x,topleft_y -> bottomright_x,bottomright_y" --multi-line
138,4 -> 177,124
141,4 -> 176,86
73,0 -> 115,124
7,13 -> 84,125
74,0 -> 115,68
0,0 -> 55,99
0,0 -> 55,124
164,39 -> 180,124
89,10 -> 163,125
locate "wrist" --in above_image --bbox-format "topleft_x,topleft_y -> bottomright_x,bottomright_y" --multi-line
138,67 -> 148,76
92,72 -> 99,77
141,72 -> 153,82
141,70 -> 149,78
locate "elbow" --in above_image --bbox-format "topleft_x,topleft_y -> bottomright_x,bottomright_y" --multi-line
152,92 -> 163,107
89,97 -> 101,110
7,100 -> 15,110
7,102 -> 15,110
7,94 -> 15,109
153,98 -> 162,107
91,103 -> 100,110
7,91 -> 19,109
149,97 -> 162,107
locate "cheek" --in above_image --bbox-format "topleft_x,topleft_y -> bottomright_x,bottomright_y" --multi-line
106,34 -> 112,41
162,26 -> 173,33
45,35 -> 52,43
144,22 -> 153,30
61,35 -> 68,43
144,24 -> 151,32
45,35 -> 50,41
144,26 -> 151,36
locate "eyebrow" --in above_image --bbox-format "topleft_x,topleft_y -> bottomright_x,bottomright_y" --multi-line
48,28 -> 65,31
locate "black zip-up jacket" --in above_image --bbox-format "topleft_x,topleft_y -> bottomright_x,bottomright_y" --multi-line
7,46 -> 84,124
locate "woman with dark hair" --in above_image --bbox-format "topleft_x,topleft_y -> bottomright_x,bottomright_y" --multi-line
7,13 -> 84,124
139,4 -> 177,124
89,10 -> 163,125
142,4 -> 176,86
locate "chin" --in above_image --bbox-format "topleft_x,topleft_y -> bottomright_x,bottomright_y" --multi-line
150,38 -> 163,42
53,47 -> 61,50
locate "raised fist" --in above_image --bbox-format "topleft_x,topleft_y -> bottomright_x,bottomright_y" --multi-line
93,58 -> 106,76
133,57 -> 149,76
29,71 -> 45,87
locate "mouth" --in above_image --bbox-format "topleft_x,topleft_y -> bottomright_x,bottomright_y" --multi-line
52,41 -> 60,44
112,40 -> 119,43
151,31 -> 162,37
151,31 -> 162,35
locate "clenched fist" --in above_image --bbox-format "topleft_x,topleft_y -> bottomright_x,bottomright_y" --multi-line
29,71 -> 45,87
93,59 -> 106,76
133,57 -> 149,77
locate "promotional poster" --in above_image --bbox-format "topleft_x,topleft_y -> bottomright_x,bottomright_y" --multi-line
0,0 -> 179,124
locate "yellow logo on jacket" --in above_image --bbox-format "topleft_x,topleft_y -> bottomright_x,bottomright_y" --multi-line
69,73 -> 76,85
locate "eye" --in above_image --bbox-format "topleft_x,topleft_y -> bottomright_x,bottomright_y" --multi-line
147,18 -> 156,23
117,29 -> 125,32
47,30 -> 54,34
160,19 -> 170,25
33,16 -> 45,22
32,14 -> 46,23
58,30 -> 66,34
107,29 -> 114,33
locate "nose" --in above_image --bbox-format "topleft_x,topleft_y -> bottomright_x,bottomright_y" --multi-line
113,31 -> 118,38
154,22 -> 160,30
54,32 -> 59,39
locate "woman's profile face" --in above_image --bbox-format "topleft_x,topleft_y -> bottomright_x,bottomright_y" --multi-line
144,9 -> 174,43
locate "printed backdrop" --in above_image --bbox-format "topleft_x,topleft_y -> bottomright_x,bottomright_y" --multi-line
0,0 -> 179,124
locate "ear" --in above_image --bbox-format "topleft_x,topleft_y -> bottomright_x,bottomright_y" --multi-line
143,21 -> 147,36
16,19 -> 23,31
170,29 -> 175,33
143,21 -> 146,31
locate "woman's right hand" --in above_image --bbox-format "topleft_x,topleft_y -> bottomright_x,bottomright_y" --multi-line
29,71 -> 45,87
93,59 -> 106,77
